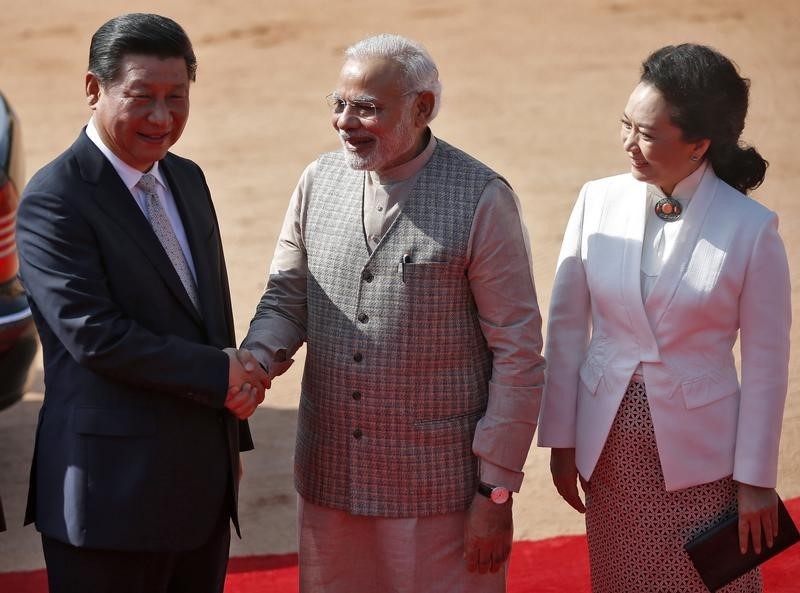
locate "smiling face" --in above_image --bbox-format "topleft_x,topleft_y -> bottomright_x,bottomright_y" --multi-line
87,54 -> 190,172
332,57 -> 431,173
620,82 -> 709,196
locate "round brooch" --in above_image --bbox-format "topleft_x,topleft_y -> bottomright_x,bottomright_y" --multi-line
654,197 -> 683,221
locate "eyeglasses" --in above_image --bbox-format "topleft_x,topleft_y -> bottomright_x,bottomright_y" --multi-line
325,94 -> 379,120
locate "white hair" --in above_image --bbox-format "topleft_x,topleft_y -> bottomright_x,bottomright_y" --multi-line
344,34 -> 442,121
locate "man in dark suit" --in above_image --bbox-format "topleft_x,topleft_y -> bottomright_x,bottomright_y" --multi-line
15,13 -> 268,593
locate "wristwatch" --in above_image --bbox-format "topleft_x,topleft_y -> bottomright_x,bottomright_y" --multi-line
477,482 -> 511,504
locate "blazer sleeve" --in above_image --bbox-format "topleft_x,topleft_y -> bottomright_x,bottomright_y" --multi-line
733,212 -> 791,487
16,188 -> 230,408
537,183 -> 592,447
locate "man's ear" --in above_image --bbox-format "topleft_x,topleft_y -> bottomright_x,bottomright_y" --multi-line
413,91 -> 436,127
86,72 -> 101,109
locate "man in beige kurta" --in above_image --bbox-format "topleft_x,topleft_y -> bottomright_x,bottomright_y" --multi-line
242,34 -> 544,593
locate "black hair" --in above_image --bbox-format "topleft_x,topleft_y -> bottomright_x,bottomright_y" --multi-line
88,13 -> 197,85
640,44 -> 767,194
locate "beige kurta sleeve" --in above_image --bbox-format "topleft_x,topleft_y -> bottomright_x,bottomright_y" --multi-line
241,162 -> 316,377
468,178 -> 546,492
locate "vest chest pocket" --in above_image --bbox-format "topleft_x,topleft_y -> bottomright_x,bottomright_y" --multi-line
399,260 -> 465,295
400,261 -> 456,282
397,260 -> 469,320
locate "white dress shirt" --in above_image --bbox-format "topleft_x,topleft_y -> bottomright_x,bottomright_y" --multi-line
641,162 -> 708,299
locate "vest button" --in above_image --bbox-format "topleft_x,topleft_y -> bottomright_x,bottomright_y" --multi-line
353,428 -> 363,439
358,313 -> 369,324
352,391 -> 362,400
353,352 -> 363,362
362,270 -> 374,283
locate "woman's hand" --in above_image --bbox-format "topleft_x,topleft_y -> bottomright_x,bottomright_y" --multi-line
550,448 -> 586,513
737,483 -> 778,554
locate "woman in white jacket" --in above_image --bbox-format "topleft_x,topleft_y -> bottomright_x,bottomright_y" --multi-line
537,44 -> 791,592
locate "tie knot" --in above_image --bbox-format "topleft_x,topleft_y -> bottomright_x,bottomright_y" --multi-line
138,173 -> 157,195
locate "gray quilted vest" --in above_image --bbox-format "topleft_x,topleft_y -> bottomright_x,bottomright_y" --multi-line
296,139 -> 500,517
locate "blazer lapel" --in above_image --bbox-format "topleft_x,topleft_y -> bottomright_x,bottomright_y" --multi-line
74,134 -> 204,326
614,178 -> 662,359
618,181 -> 648,315
644,167 -> 720,329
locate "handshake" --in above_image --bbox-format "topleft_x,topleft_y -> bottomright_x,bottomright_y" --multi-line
223,347 -> 270,419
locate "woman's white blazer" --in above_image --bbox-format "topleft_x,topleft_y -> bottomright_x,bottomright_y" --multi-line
537,168 -> 791,491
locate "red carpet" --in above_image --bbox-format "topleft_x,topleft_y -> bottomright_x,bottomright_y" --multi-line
3,498 -> 799,592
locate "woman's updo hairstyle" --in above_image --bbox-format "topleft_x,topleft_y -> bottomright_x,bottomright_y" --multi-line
640,44 -> 767,194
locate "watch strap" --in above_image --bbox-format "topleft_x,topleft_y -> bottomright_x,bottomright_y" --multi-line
477,482 -> 495,498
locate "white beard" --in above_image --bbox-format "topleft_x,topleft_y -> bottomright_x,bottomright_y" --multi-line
340,114 -> 415,172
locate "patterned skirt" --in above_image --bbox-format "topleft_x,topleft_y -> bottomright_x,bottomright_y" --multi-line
585,380 -> 761,593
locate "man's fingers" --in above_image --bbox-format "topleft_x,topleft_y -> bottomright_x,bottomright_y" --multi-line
464,544 -> 478,573
490,550 -> 506,573
224,387 -> 262,419
229,348 -> 270,389
236,348 -> 257,372
503,542 -> 512,563
238,349 -> 270,386
478,547 -> 491,574
225,389 -> 247,408
226,385 -> 241,402
250,365 -> 270,388
465,537 -> 510,574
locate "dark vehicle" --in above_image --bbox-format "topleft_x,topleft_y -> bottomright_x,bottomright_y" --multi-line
0,91 -> 37,410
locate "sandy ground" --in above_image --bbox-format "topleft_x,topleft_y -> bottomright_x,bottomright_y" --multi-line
1,0 -> 799,572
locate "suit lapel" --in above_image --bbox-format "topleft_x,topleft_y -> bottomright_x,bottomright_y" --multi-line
159,158 -> 216,327
644,167 -> 719,329
74,133 -> 204,327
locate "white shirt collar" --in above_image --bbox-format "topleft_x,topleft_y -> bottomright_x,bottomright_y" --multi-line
647,160 -> 708,204
647,161 -> 708,203
85,118 -> 166,192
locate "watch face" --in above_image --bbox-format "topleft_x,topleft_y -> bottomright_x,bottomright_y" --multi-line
490,487 -> 510,504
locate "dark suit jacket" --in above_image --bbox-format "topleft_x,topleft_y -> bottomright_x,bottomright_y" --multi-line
16,130 -> 253,551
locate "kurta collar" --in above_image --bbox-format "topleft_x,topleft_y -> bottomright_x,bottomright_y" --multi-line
368,129 -> 437,186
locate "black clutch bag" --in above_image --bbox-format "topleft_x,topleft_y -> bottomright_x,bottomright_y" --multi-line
685,495 -> 800,592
